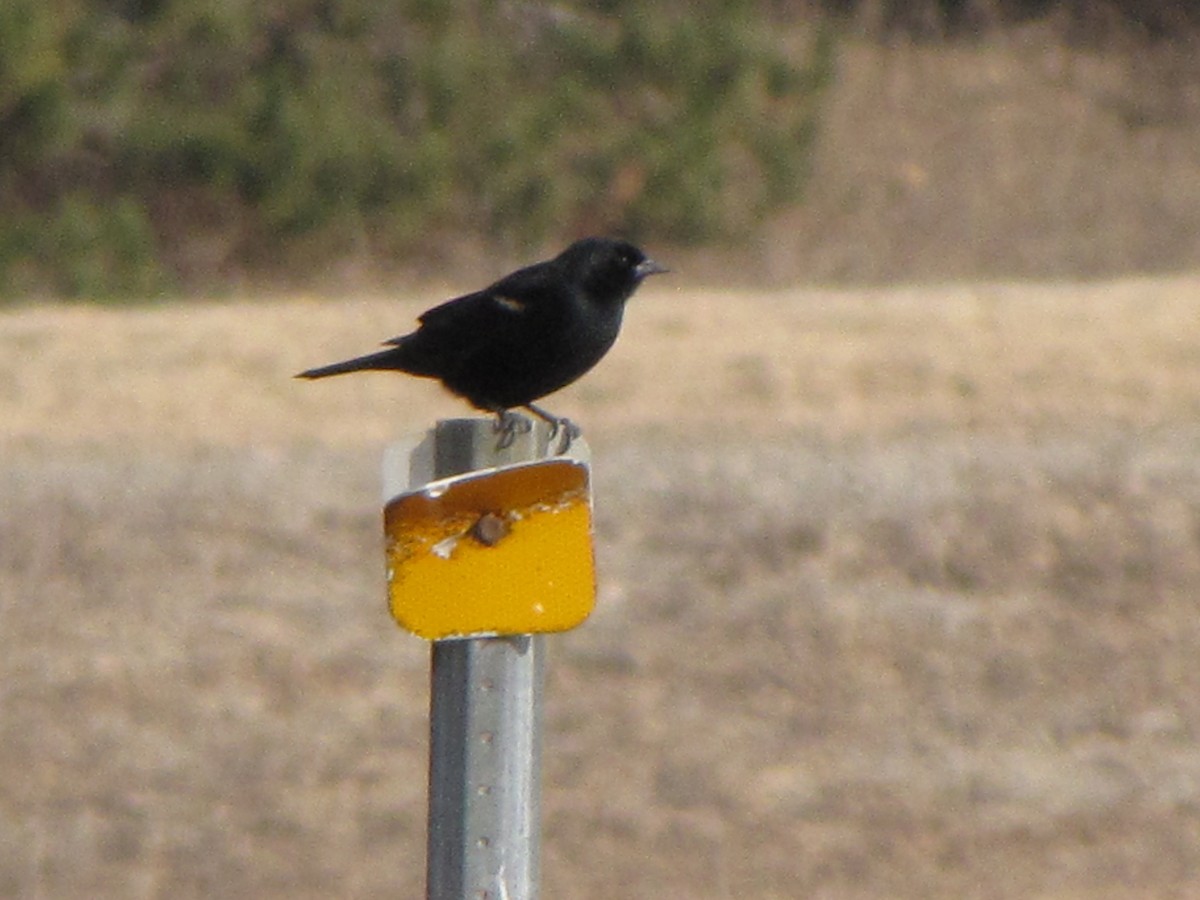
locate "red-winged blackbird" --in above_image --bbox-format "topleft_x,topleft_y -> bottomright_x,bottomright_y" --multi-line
297,237 -> 666,442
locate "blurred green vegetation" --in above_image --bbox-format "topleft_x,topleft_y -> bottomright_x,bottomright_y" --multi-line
0,0 -> 833,299
809,0 -> 1200,41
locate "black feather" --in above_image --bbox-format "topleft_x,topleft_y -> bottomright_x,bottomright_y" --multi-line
296,237 -> 666,416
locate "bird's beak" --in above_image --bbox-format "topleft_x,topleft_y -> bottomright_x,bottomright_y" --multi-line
636,258 -> 669,279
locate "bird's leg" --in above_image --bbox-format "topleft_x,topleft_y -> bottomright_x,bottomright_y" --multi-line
493,409 -> 532,450
523,404 -> 581,454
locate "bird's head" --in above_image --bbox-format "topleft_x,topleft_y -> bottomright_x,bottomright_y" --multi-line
561,237 -> 668,304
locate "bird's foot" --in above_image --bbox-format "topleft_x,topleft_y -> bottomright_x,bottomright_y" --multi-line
524,404 -> 581,454
549,418 -> 581,454
494,410 -> 533,450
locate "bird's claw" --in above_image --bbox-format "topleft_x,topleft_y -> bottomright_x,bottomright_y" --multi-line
523,404 -> 581,454
546,417 -> 581,455
494,407 -> 581,454
525,405 -> 580,453
494,410 -> 533,449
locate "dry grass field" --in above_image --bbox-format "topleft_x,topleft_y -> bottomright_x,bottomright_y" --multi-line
3,272 -> 1200,898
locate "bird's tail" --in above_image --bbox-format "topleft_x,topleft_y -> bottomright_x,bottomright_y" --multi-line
295,347 -> 408,380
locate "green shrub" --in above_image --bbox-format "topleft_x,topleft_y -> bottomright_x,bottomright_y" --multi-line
0,0 -> 834,297
0,196 -> 167,300
0,0 -> 73,167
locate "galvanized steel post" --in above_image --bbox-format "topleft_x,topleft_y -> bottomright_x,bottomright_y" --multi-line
425,418 -> 549,900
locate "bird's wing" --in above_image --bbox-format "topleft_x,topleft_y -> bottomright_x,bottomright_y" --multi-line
384,264 -> 561,346
382,289 -> 486,345
379,292 -> 518,351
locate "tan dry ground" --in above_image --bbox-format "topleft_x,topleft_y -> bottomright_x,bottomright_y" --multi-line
3,277 -> 1200,897
5,275 -> 1200,450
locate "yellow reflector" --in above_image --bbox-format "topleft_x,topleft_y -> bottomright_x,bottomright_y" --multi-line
384,458 -> 595,639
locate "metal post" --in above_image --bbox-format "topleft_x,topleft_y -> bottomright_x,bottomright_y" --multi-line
425,417 -> 550,900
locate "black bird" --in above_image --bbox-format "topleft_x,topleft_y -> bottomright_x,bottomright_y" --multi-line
297,237 -> 666,445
